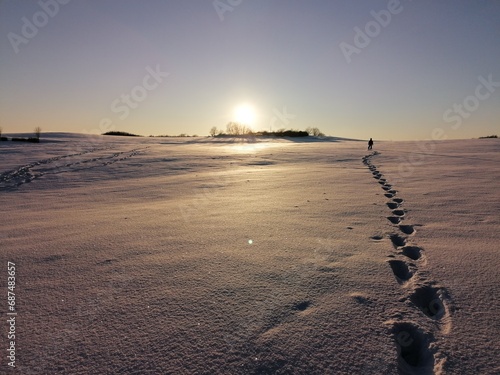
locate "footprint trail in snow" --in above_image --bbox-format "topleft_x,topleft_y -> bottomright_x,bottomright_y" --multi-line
362,152 -> 453,374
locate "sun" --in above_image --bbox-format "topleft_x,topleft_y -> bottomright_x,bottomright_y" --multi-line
233,103 -> 256,126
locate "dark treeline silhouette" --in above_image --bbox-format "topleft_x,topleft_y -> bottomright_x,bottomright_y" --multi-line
210,122 -> 324,138
102,131 -> 141,137
213,130 -> 309,138
0,127 -> 41,142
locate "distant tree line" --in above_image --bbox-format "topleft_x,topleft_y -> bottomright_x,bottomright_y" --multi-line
102,131 -> 203,137
306,127 -> 325,137
209,123 -> 325,138
0,126 -> 41,143
149,134 -> 199,138
102,131 -> 141,137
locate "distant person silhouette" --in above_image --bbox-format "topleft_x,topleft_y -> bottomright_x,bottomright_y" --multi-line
368,138 -> 374,150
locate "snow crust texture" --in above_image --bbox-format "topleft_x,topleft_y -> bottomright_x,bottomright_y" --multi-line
1,134 -> 499,374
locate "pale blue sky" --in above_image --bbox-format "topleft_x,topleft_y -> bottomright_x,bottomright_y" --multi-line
1,0 -> 499,139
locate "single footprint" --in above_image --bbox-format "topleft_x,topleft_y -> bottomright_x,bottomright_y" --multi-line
399,225 -> 415,235
293,301 -> 311,312
387,216 -> 401,224
390,234 -> 407,248
385,193 -> 395,198
392,209 -> 405,217
387,202 -> 399,209
388,260 -> 413,284
409,285 -> 447,320
393,198 -> 404,204
391,323 -> 435,373
401,246 -> 423,261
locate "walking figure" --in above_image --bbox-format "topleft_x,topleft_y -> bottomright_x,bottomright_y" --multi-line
368,138 -> 374,150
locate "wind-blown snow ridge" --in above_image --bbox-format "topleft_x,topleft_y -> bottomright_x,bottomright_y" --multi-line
363,152 -> 453,375
0,147 -> 146,191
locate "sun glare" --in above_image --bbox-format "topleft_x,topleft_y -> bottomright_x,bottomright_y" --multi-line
233,104 -> 256,126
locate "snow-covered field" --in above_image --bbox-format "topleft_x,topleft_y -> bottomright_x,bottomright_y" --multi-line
1,133 -> 499,374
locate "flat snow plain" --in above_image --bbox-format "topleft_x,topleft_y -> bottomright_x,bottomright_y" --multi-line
1,133 -> 499,374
